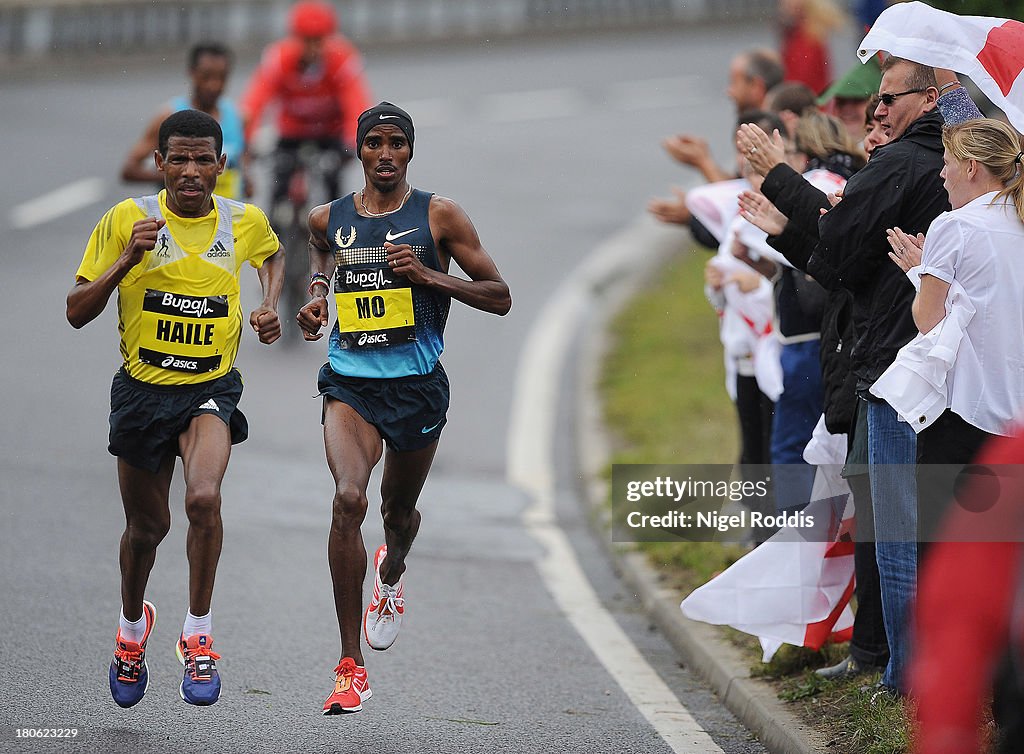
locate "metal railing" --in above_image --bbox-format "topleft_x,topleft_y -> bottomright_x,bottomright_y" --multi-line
0,0 -> 777,62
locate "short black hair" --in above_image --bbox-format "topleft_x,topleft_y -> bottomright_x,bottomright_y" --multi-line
188,41 -> 233,70
158,109 -> 223,157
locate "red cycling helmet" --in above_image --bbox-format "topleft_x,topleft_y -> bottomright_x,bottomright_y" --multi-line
289,0 -> 337,38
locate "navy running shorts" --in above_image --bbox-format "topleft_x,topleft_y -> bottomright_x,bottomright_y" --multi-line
108,368 -> 248,472
317,362 -> 449,452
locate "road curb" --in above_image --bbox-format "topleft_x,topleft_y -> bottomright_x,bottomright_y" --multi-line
573,220 -> 831,754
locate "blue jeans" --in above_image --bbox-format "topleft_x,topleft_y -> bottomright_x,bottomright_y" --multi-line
771,340 -> 823,512
865,397 -> 917,693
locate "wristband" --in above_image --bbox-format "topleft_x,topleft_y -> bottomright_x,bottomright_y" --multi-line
308,272 -> 331,298
938,80 -> 961,94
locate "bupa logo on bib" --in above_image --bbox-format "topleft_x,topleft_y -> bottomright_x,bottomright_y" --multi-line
144,291 -> 229,319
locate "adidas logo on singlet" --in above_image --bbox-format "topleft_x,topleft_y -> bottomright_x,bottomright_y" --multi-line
206,240 -> 230,258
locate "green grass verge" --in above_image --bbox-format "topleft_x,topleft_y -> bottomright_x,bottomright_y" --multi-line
598,245 -> 914,753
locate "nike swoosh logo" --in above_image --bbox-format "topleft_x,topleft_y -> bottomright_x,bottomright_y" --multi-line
385,228 -> 419,242
420,419 -> 444,434
379,114 -> 399,120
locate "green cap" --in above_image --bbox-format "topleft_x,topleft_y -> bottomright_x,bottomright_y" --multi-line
817,57 -> 882,105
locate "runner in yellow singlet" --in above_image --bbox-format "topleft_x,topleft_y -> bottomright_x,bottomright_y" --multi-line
67,109 -> 284,709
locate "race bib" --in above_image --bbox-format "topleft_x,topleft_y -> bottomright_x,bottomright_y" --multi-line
138,289 -> 229,373
334,265 -> 416,348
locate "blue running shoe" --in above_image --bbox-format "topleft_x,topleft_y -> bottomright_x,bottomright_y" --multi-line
109,600 -> 156,708
176,633 -> 221,705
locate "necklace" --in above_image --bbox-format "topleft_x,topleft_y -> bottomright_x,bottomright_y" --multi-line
359,187 -> 412,217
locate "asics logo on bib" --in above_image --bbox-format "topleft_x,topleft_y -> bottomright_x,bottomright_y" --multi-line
345,270 -> 391,289
161,356 -> 199,371
357,332 -> 389,346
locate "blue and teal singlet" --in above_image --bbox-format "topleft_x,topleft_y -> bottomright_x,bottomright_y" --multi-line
325,189 -> 451,379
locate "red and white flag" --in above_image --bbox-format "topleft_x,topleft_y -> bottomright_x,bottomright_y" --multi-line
857,1 -> 1024,133
680,460 -> 855,662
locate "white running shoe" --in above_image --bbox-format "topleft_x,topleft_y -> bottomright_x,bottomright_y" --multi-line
363,544 -> 405,650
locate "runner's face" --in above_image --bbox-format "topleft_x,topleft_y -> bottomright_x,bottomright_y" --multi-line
360,125 -> 411,190
190,54 -> 230,112
156,135 -> 225,217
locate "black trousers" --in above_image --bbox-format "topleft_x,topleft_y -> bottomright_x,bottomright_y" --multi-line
735,373 -> 775,519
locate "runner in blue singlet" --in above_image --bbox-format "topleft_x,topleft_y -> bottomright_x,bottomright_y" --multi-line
121,42 -> 248,199
296,102 -> 511,715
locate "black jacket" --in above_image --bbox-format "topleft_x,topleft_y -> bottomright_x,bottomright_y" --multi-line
762,162 -> 857,433
812,110 -> 949,384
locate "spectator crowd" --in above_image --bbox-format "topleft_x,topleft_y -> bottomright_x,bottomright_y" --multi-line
649,11 -> 1024,753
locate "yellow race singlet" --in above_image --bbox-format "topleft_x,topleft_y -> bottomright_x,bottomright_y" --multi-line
76,191 -> 279,386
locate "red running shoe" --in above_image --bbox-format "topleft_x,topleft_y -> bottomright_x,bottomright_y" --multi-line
322,657 -> 371,714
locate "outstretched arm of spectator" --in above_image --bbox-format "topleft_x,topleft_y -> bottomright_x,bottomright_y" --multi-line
760,162 -> 829,236
738,190 -> 788,237
934,67 -> 983,125
648,187 -> 692,225
662,134 -> 730,183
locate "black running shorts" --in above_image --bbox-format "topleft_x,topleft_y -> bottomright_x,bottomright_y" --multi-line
317,362 -> 449,452
108,368 -> 248,472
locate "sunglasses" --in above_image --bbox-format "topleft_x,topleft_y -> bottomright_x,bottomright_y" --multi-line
878,88 -> 926,106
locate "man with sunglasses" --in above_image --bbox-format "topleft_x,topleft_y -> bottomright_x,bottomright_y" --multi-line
800,56 -> 949,697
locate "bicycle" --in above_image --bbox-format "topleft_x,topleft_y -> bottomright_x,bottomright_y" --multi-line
261,138 -> 349,342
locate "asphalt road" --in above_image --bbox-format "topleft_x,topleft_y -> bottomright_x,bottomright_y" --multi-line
0,25 -> 784,753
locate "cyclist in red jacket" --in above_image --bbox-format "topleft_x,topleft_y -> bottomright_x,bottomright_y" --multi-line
242,0 -> 373,204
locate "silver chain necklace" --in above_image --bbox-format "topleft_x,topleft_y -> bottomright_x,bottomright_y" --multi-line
359,187 -> 412,217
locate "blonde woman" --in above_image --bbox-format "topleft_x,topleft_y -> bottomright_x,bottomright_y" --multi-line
883,118 -> 1024,465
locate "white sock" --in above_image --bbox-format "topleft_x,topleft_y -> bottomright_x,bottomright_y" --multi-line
182,610 -> 212,639
119,608 -> 147,644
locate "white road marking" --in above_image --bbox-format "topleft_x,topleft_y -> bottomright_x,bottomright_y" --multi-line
10,177 -> 106,230
507,224 -> 726,753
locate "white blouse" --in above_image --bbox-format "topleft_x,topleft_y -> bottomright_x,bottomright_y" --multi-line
919,191 -> 1024,435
